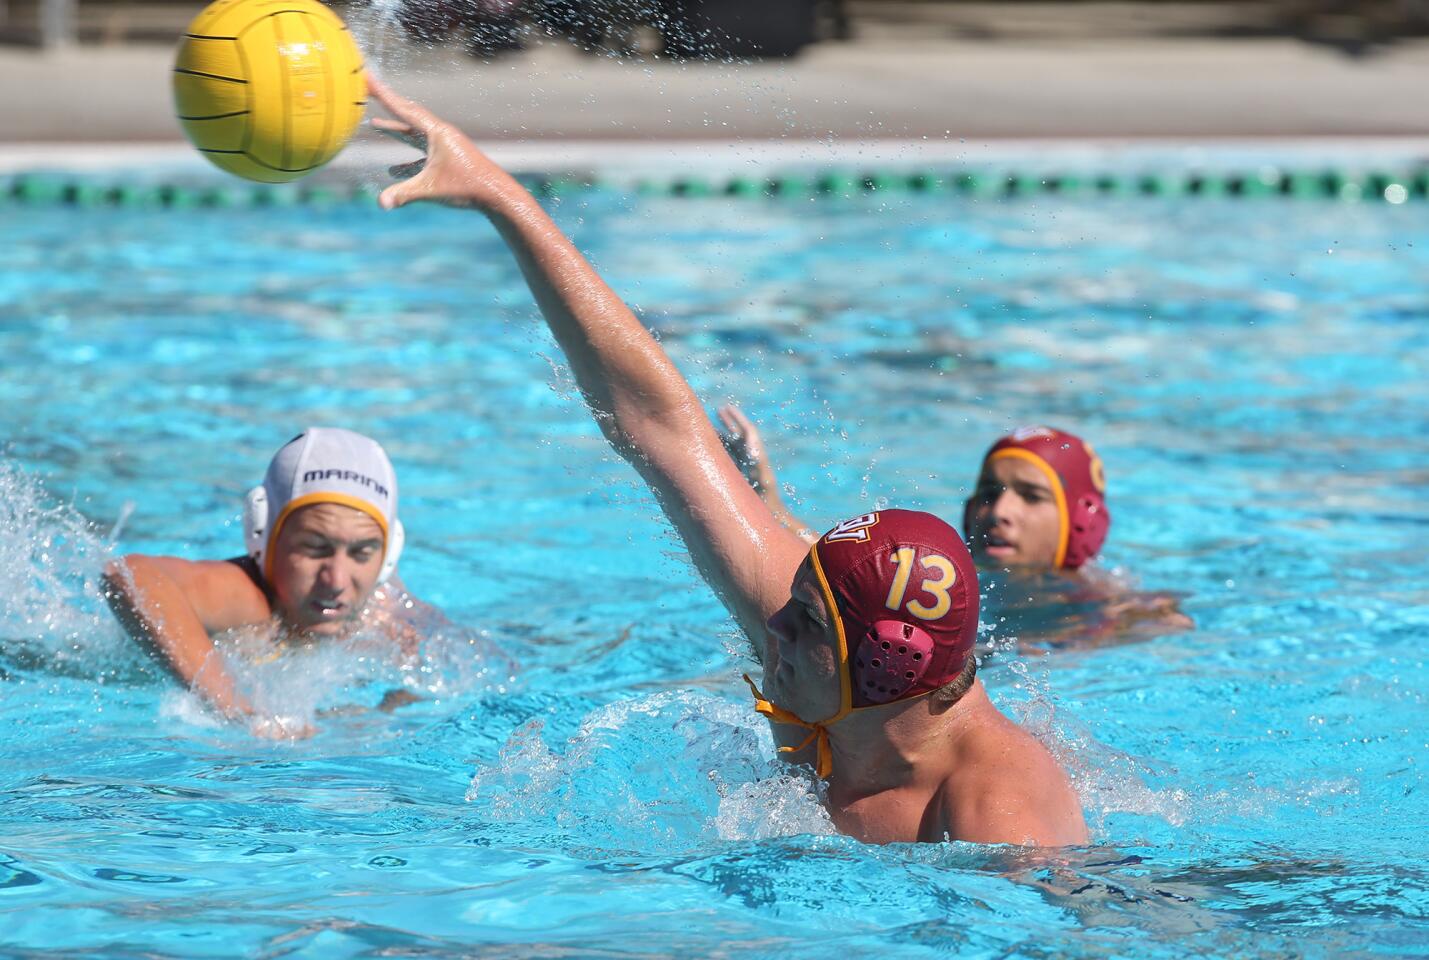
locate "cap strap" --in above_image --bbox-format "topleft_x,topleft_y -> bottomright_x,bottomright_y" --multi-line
742,543 -> 866,780
742,674 -> 832,778
808,543 -> 854,717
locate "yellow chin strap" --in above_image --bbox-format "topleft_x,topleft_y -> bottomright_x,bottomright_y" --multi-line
744,543 -> 855,779
743,674 -> 835,778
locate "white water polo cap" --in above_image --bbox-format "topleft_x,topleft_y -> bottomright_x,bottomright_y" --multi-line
243,428 -> 404,584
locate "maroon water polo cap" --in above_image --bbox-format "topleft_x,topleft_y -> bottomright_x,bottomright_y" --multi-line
964,426 -> 1111,569
810,509 -> 981,710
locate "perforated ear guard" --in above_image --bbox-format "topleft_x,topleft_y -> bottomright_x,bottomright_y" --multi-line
243,485 -> 269,565
1063,494 -> 1110,570
852,620 -> 935,705
242,485 -> 404,584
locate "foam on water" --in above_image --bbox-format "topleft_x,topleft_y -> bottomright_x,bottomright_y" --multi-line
0,462 -> 129,676
467,689 -> 834,852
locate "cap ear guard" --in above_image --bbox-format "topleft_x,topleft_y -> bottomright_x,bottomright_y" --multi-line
243,486 -> 269,568
1063,495 -> 1110,569
378,519 -> 404,584
852,620 -> 935,705
242,486 -> 404,584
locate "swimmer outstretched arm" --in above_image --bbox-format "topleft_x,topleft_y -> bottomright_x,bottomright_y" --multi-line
370,78 -> 809,646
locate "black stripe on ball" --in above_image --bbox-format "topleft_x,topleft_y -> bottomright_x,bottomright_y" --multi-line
174,68 -> 247,84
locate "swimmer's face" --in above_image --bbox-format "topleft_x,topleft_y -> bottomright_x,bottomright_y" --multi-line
268,503 -> 385,637
965,456 -> 1062,568
763,559 -> 842,722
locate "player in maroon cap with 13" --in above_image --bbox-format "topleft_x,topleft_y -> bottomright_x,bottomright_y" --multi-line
718,408 -> 1111,572
719,408 -> 1192,643
368,78 -> 1088,846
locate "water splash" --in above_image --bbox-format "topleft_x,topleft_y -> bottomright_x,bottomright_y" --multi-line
466,689 -> 832,852
207,614 -> 515,734
989,642 -> 1208,835
711,769 -> 834,842
0,461 -> 128,676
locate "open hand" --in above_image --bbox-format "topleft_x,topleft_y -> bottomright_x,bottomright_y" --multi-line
717,404 -> 777,492
720,400 -> 777,482
367,76 -> 519,212
1102,591 -> 1195,635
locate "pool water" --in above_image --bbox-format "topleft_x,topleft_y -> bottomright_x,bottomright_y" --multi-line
1,187 -> 1426,957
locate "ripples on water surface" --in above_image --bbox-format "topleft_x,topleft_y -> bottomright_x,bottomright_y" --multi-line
0,189 -> 1426,957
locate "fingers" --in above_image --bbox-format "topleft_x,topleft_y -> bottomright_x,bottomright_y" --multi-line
378,167 -> 432,210
369,116 -> 411,134
724,405 -> 756,436
716,404 -> 741,436
380,150 -> 433,209
723,406 -> 764,459
367,74 -> 441,134
371,116 -> 427,150
377,184 -> 404,211
718,432 -> 743,462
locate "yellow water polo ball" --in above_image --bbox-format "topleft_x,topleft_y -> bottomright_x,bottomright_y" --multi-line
172,0 -> 366,183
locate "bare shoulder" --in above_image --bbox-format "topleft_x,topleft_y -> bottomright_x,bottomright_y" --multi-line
109,553 -> 271,633
931,697 -> 1089,847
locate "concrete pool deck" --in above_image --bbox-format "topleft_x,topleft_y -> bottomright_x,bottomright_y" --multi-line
1,7 -> 1428,174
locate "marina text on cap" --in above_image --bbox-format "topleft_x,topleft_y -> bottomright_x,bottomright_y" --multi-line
242,427 -> 404,584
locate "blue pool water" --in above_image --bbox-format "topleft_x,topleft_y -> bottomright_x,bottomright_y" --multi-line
1,186 -> 1426,956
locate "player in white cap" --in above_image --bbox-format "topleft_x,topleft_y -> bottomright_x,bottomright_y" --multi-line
103,427 -> 422,736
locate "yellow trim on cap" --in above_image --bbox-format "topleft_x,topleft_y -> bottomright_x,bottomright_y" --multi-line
987,448 -> 1069,568
809,543 -> 854,719
747,547 -> 948,778
263,492 -> 389,583
749,544 -> 958,779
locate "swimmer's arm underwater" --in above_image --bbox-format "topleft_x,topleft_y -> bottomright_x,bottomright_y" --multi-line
102,555 -> 270,726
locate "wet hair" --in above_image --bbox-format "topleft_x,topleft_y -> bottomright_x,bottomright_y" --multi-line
930,654 -> 978,706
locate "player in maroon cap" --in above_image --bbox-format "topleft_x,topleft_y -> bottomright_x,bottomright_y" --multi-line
962,426 -> 1109,569
719,409 -> 1191,643
370,79 -> 1088,846
719,408 -> 1109,571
